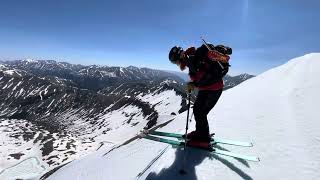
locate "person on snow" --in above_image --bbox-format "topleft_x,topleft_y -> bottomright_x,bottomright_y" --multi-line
168,43 -> 231,142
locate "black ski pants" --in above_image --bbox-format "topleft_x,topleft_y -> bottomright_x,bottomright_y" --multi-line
193,89 -> 223,135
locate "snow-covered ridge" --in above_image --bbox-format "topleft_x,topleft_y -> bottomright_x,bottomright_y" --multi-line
46,53 -> 320,180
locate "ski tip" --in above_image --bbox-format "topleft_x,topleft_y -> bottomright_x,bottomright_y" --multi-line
245,157 -> 260,162
251,157 -> 260,162
137,132 -> 147,138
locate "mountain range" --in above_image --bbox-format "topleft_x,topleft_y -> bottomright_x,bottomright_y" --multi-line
0,59 -> 253,178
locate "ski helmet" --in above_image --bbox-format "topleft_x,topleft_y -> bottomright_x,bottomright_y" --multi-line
169,46 -> 183,64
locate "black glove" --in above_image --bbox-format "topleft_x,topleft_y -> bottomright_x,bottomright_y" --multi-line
186,81 -> 196,92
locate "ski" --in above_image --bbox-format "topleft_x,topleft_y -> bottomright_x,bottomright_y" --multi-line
142,135 -> 260,162
148,131 -> 253,147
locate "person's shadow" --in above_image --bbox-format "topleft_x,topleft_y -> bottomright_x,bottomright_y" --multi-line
145,146 -> 253,180
145,147 -> 206,180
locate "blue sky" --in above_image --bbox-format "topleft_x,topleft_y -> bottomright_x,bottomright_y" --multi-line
0,0 -> 319,75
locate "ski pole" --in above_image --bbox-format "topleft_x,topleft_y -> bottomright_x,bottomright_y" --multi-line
189,91 -> 194,122
184,90 -> 191,144
179,89 -> 192,174
200,36 -> 224,70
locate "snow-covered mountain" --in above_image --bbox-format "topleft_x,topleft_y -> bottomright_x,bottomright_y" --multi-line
0,60 -> 188,177
223,74 -> 255,90
43,53 -> 320,180
4,60 -> 184,90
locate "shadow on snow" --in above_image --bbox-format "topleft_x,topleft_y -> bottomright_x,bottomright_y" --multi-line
145,146 -> 253,180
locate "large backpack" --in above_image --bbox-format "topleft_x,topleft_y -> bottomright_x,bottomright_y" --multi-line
197,43 -> 231,79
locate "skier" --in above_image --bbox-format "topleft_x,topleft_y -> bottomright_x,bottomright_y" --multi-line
168,42 -> 231,143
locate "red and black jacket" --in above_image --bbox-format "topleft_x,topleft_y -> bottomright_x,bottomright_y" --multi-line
183,44 -> 226,91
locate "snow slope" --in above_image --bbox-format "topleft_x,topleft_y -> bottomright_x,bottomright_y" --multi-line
0,157 -> 46,180
48,53 -> 320,180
